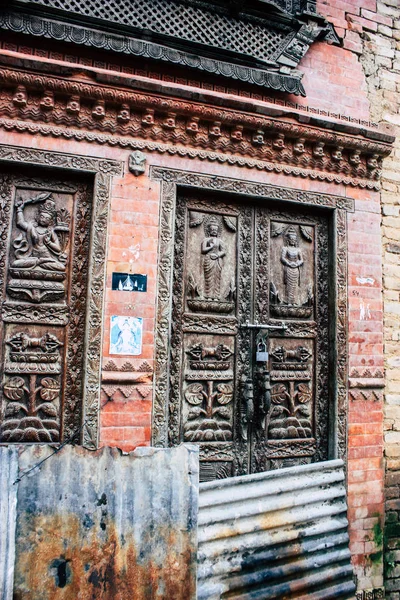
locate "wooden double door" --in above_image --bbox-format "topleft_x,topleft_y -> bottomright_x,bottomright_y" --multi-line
168,192 -> 331,481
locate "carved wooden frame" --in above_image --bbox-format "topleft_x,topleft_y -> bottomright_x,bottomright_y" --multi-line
151,167 -> 353,462
0,144 -> 123,449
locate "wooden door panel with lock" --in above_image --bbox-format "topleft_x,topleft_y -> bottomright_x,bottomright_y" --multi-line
170,192 -> 330,482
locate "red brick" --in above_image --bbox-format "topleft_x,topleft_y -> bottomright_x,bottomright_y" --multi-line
361,8 -> 393,26
346,13 -> 378,32
343,39 -> 363,54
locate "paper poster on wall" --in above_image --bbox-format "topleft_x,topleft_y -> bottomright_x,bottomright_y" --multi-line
110,316 -> 143,355
112,272 -> 147,292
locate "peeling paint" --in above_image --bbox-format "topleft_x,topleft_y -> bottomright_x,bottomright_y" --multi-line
356,276 -> 375,286
360,300 -> 371,320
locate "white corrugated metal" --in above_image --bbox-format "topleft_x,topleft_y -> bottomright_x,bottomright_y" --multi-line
0,447 -> 18,600
198,460 -> 355,600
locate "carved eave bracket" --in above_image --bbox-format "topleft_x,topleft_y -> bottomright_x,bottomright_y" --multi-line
276,18 -> 340,69
3,0 -> 339,96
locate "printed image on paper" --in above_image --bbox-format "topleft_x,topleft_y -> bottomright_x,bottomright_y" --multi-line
110,316 -> 143,355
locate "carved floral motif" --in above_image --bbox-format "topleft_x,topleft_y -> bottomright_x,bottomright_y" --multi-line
1,331 -> 63,442
184,381 -> 233,442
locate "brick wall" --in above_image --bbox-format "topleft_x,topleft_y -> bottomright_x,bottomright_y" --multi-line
311,0 -> 400,596
0,1 -> 395,595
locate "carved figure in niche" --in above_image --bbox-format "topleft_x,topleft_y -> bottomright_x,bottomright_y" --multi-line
332,146 -> 343,162
11,193 -> 67,274
293,138 -> 306,155
281,227 -> 303,305
13,85 -> 28,108
201,215 -> 226,300
270,223 -> 313,318
40,90 -> 55,111
367,153 -> 379,170
187,211 -> 236,313
272,133 -> 285,150
313,141 -> 325,158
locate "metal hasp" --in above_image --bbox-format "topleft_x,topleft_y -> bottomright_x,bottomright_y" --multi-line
3,0 -> 339,95
241,320 -> 287,331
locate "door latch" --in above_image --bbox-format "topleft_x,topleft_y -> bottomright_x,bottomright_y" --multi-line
241,320 -> 286,332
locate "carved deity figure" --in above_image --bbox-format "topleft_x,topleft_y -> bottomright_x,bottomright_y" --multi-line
201,216 -> 226,299
281,227 -> 304,305
11,193 -> 67,274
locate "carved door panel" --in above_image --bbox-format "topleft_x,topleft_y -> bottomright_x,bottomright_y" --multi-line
0,168 -> 92,443
170,193 -> 330,482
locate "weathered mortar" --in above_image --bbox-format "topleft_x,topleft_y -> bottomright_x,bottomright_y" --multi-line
342,1 -> 400,596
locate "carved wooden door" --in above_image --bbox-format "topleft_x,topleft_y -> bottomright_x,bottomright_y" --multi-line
0,167 -> 92,444
169,192 -> 330,482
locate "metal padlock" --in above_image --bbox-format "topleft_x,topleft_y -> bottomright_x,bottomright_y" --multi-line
256,340 -> 268,363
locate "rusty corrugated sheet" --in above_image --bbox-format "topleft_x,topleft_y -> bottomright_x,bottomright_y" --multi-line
198,459 -> 355,600
12,444 -> 198,600
0,446 -> 18,600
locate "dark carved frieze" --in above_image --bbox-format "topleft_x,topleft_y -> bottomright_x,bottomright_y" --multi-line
151,168 -> 355,212
1,303 -> 70,325
0,41 -> 388,133
0,143 -> 121,176
0,67 -> 393,189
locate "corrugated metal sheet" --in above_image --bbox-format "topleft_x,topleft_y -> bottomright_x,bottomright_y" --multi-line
0,446 -> 18,600
198,459 -> 355,600
12,444 -> 199,600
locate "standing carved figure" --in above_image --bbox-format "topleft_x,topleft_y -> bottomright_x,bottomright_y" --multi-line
11,193 -> 67,274
281,227 -> 303,305
201,216 -> 225,299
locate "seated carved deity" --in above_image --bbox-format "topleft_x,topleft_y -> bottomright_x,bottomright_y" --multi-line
10,192 -> 68,277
